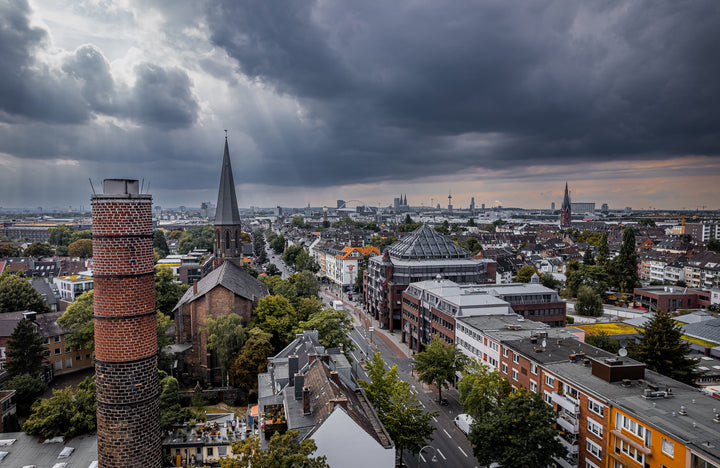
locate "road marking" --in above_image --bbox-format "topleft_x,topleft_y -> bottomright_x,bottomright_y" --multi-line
432,416 -> 438,422
443,428 -> 451,438
419,401 -> 425,408
458,446 -> 468,457
350,336 -> 364,353
419,454 -> 426,463
437,449 -> 446,460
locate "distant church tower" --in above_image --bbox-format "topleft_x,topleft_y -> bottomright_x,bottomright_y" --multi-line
214,136 -> 243,267
560,182 -> 572,227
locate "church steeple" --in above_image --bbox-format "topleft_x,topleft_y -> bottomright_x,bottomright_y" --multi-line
215,136 -> 241,226
560,182 -> 572,227
214,135 -> 243,266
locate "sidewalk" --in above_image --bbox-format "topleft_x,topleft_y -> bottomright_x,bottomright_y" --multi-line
323,288 -> 411,359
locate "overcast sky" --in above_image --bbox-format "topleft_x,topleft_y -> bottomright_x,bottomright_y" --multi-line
1,0 -> 718,211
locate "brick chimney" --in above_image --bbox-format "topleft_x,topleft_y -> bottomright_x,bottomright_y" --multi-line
294,374 -> 304,400
288,355 -> 299,386
330,371 -> 340,385
93,179 -> 161,467
303,386 -> 311,415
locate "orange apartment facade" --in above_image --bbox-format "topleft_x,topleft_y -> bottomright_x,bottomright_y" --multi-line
457,314 -> 720,468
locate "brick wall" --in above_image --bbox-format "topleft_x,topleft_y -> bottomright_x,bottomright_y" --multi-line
92,182 -> 161,468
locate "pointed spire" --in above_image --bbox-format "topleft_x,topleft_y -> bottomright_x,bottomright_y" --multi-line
562,181 -> 571,209
214,136 -> 241,226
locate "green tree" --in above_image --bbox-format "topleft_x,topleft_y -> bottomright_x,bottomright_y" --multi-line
230,327 -> 274,392
382,379 -> 436,466
565,264 -> 611,297
354,254 -> 371,293
270,234 -> 286,254
292,270 -> 320,299
628,310 -> 700,386
434,221 -> 450,235
24,242 -> 54,257
23,376 -> 96,439
298,309 -> 355,355
160,375 -> 203,429
539,272 -> 559,290
707,238 -> 720,253
295,297 -> 323,322
48,225 -> 76,248
369,235 -> 396,248
575,285 -> 603,317
585,331 -> 620,354
596,232 -> 610,266
68,238 -> 92,258
157,312 -> 174,371
291,216 -> 307,228
254,295 -> 298,352
294,249 -> 319,272
0,243 -> 21,257
413,335 -> 468,403
359,353 -> 436,466
514,265 -> 538,283
0,273 -> 50,313
155,266 -> 190,316
6,318 -> 46,378
282,245 -> 304,266
582,246 -> 595,265
177,225 -> 215,254
167,230 -> 184,240
4,374 -> 48,416
265,263 -> 281,276
466,218 -> 476,227
274,280 -> 298,305
638,218 -> 656,226
458,360 -> 511,419
461,237 -> 482,255
154,230 -> 170,258
58,289 -> 95,351
469,388 -> 567,468
222,430 -> 329,468
206,314 -> 247,386
615,226 -> 639,292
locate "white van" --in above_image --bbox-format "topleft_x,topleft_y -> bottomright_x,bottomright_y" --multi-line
454,413 -> 475,435
332,300 -> 344,311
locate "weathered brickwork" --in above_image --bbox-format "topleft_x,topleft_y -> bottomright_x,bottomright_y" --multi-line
92,182 -> 161,468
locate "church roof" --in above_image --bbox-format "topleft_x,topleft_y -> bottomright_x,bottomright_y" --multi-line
173,260 -> 268,311
386,225 -> 470,260
214,138 -> 242,226
562,182 -> 571,210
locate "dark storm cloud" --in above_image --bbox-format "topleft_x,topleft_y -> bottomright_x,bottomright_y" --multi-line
0,1 -> 199,129
207,0 -> 720,187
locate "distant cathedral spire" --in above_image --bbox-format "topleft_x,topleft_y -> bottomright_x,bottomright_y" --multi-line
214,135 -> 243,266
560,182 -> 572,227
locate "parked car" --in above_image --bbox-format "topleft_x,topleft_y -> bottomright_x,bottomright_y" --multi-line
454,413 -> 475,436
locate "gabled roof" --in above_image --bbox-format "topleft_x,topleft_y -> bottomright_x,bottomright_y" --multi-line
387,225 -> 469,260
214,138 -> 242,226
173,260 -> 268,311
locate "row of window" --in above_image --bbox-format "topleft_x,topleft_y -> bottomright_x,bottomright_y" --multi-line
430,313 -> 454,331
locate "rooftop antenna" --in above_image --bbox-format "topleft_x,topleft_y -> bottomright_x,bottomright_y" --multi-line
225,129 -> 228,140
145,180 -> 150,194
89,178 -> 96,195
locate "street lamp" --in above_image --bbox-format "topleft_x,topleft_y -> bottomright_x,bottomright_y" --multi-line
419,445 -> 438,463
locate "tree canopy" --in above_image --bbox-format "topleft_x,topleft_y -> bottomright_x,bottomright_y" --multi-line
177,225 -> 215,254
153,230 -> 170,258
270,234 -> 286,254
24,242 -> 54,257
155,266 -> 189,316
575,285 -> 604,317
253,295 -> 298,352
230,327 -> 274,391
614,226 -> 639,292
4,373 -> 48,416
23,376 -> 96,439
469,388 -> 567,468
58,289 -> 95,351
514,265 -> 538,283
359,353 -> 436,466
629,310 -> 699,386
413,335 -> 468,403
6,317 -> 46,378
160,375 -> 204,429
206,314 -> 247,386
221,430 -> 329,468
298,308 -> 355,356
68,238 -> 92,258
458,360 -> 511,419
0,273 -> 50,313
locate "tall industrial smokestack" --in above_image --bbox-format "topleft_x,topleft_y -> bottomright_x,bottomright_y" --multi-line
92,179 -> 161,467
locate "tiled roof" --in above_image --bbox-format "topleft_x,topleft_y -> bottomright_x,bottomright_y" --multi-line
174,260 -> 268,311
387,225 -> 469,260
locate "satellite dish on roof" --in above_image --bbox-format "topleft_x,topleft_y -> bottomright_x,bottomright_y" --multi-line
618,348 -> 628,357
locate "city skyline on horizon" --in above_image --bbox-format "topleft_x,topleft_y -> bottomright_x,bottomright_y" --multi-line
1,1 -> 718,211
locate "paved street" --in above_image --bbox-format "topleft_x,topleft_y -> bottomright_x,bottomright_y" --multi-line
321,290 -> 479,468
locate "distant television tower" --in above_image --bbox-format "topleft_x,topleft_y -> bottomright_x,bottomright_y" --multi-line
448,191 -> 453,213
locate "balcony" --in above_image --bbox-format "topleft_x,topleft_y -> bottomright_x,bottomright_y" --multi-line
557,432 -> 579,455
552,392 -> 580,414
556,412 -> 579,433
553,453 -> 579,468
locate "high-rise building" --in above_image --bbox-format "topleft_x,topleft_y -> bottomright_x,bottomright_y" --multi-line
470,197 -> 475,214
560,182 -> 572,227
448,191 -> 453,213
214,137 -> 243,268
93,179 -> 161,467
337,199 -> 345,209
551,202 -> 555,210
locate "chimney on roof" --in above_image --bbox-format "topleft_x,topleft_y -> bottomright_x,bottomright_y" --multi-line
309,354 -> 317,365
321,354 -> 330,364
330,371 -> 340,386
289,355 -> 299,387
193,279 -> 198,295
22,311 -> 37,322
294,374 -> 304,400
303,387 -> 311,415
330,397 -> 348,411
